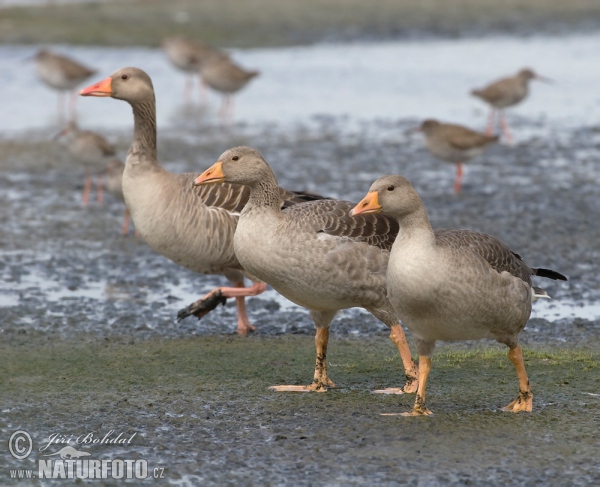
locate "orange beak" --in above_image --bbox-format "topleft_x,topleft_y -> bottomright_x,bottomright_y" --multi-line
80,76 -> 112,97
194,162 -> 225,186
350,191 -> 382,216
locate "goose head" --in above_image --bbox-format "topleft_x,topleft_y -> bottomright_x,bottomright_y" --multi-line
80,67 -> 154,104
194,146 -> 273,187
351,175 -> 422,219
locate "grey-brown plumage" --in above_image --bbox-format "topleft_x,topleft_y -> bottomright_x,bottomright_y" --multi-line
34,49 -> 96,121
195,146 -> 419,393
199,57 -> 260,121
354,175 -> 567,415
471,68 -> 548,143
418,119 -> 498,193
80,67 -> 320,334
34,49 -> 96,91
161,37 -> 229,102
56,121 -> 116,206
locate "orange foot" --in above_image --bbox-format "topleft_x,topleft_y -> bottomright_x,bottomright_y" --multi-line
236,319 -> 256,336
373,367 -> 419,395
270,378 -> 335,393
501,390 -> 533,413
382,407 -> 433,417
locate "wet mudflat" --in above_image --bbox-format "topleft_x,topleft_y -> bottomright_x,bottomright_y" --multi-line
1,117 -> 600,485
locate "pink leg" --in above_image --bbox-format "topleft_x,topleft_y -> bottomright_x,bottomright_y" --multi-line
453,162 -> 463,194
226,97 -> 235,124
199,76 -> 207,104
68,92 -> 78,122
57,92 -> 65,124
121,207 -> 130,235
202,281 -> 267,335
499,111 -> 513,145
82,169 -> 92,206
485,107 -> 496,135
96,175 -> 104,204
184,75 -> 193,102
218,96 -> 228,123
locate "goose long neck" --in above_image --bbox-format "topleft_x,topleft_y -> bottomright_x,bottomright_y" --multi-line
247,170 -> 281,211
397,206 -> 436,244
131,98 -> 157,159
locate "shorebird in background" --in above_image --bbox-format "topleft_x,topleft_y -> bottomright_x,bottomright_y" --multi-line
161,37 -> 229,103
199,57 -> 260,123
56,121 -> 116,206
33,49 -> 96,123
471,68 -> 550,144
417,119 -> 498,193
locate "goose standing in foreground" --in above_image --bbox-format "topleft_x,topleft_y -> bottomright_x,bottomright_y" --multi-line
79,67 -> 320,334
195,147 -> 419,393
199,57 -> 259,122
104,158 -> 133,235
418,119 -> 498,193
161,37 -> 229,103
352,175 -> 567,415
33,49 -> 96,122
55,121 -> 116,206
471,68 -> 549,144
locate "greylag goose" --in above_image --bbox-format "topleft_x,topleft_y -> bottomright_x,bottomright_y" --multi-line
79,67 -> 320,334
351,175 -> 567,415
194,147 -> 419,393
471,68 -> 549,144
56,121 -> 116,206
33,49 -> 96,122
161,37 -> 228,103
104,158 -> 132,235
417,119 -> 498,193
199,57 -> 259,122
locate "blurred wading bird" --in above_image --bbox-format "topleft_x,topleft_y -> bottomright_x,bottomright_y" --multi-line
351,175 -> 567,416
471,68 -> 550,144
194,146 -> 419,394
33,49 -> 96,123
79,67 -> 321,334
416,119 -> 498,193
161,37 -> 229,103
55,121 -> 116,206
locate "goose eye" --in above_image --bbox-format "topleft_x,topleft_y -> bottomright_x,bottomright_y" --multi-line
232,156 -> 239,161
121,74 -> 129,80
387,185 -> 395,191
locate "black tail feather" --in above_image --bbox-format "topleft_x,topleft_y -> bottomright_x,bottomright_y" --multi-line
533,268 -> 568,281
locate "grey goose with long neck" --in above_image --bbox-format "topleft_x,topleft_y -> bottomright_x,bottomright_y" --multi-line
195,146 -> 419,394
79,67 -> 319,334
352,175 -> 567,416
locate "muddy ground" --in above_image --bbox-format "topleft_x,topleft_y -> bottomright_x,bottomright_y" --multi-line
0,115 -> 599,485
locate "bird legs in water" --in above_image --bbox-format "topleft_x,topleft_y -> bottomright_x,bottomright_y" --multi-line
176,281 -> 267,335
485,108 -> 513,145
373,324 -> 419,394
81,169 -> 104,206
501,344 -> 533,412
270,325 -> 335,393
453,163 -> 464,194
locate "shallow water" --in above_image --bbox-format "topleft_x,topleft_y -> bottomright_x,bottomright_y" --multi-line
2,32 -> 600,137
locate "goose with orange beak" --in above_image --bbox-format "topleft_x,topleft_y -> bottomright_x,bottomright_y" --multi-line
195,146 -> 419,394
352,175 -> 567,416
79,67 -> 322,335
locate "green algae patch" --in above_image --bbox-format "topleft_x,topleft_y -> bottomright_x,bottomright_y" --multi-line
2,335 -> 599,484
1,335 -> 598,413
2,0 -> 600,47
